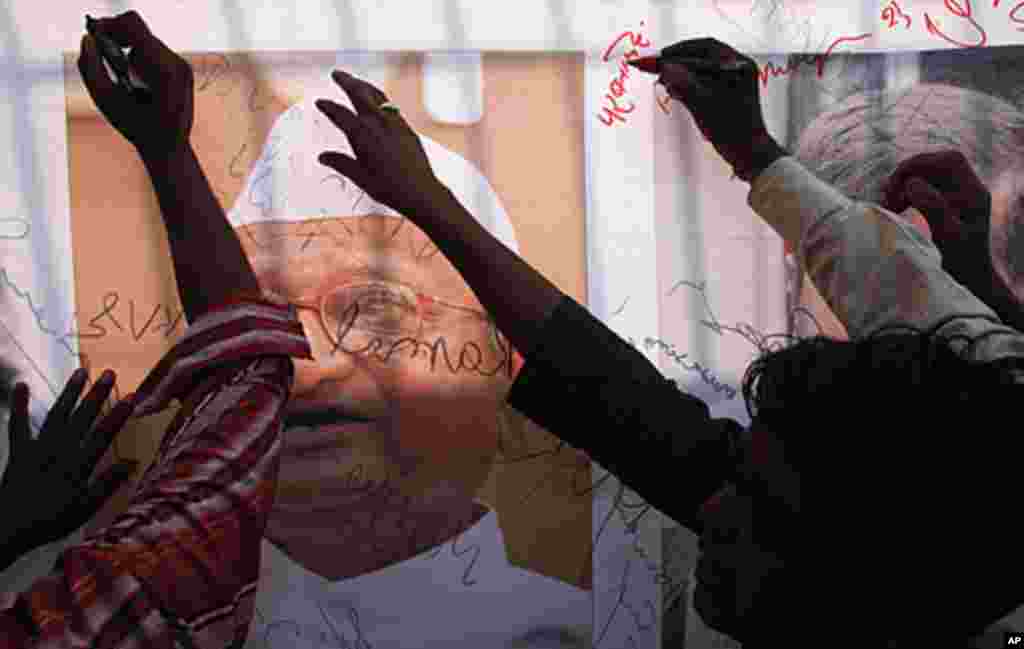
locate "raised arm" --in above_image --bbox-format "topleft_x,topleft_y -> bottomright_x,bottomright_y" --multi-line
313,70 -> 744,532
644,38 -> 1024,355
77,11 -> 260,324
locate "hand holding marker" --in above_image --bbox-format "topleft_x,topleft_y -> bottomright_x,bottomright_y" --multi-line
85,15 -> 153,102
625,38 -> 782,182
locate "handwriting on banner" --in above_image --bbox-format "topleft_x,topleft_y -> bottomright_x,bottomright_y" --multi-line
329,301 -> 517,379
62,291 -> 186,345
642,337 -> 738,400
892,0 -> 1024,47
597,22 -> 652,126
883,1 -> 913,29
756,33 -> 874,87
926,0 -> 989,46
606,0 -> 1024,111
1,269 -> 186,358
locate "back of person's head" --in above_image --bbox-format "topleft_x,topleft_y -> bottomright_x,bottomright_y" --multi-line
741,321 -> 1023,640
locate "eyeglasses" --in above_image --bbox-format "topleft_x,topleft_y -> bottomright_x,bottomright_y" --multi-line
274,279 -> 497,353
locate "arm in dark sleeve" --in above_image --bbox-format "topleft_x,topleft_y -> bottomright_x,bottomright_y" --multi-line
506,295 -> 743,533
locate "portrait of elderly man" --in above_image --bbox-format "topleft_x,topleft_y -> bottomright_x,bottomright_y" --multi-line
227,87 -> 590,648
62,51 -> 592,649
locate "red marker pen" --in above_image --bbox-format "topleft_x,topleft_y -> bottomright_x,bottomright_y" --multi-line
627,55 -> 660,74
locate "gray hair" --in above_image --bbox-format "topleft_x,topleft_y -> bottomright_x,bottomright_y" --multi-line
793,82 -> 1024,290
794,83 -> 1024,202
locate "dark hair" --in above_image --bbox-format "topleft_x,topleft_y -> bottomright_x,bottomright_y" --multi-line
740,315 -> 1024,637
742,313 -> 1021,468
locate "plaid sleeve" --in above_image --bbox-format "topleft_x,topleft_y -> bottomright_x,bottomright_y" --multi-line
1,295 -> 312,648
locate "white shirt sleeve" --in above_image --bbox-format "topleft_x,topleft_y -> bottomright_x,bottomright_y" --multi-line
747,157 -> 1024,365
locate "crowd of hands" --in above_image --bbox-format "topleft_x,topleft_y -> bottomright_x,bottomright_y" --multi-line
0,10 -> 1013,646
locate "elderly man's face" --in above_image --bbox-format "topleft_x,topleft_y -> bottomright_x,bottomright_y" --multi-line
235,215 -> 516,572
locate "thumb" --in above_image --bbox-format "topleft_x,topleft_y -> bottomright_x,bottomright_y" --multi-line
318,151 -> 374,197
904,176 -> 961,243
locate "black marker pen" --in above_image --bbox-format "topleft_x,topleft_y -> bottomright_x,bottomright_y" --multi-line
85,15 -> 152,101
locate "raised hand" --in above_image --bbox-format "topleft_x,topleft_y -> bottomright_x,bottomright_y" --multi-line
314,70 -> 448,219
632,37 -> 781,180
882,150 -> 1024,331
0,369 -> 137,570
77,11 -> 194,161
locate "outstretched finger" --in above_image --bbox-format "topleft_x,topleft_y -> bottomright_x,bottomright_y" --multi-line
315,98 -> 366,145
80,390 -> 136,471
330,69 -> 388,119
39,369 -> 89,447
69,370 -> 116,442
318,151 -> 373,192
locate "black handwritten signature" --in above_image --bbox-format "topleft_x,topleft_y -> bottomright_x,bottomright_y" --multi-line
59,291 -> 186,346
641,336 -> 738,400
329,301 -> 516,379
0,270 -> 186,358
258,598 -> 375,649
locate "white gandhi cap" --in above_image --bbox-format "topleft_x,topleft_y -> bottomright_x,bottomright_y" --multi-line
225,70 -> 519,254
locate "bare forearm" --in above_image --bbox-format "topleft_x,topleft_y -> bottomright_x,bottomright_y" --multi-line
410,187 -> 565,359
141,145 -> 260,324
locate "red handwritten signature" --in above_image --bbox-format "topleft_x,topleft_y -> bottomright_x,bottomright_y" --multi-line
925,0 -> 988,46
756,33 -> 875,87
925,0 -> 1024,46
603,1 -> 1023,127
596,23 -> 652,126
993,0 -> 1024,30
883,1 -> 913,29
